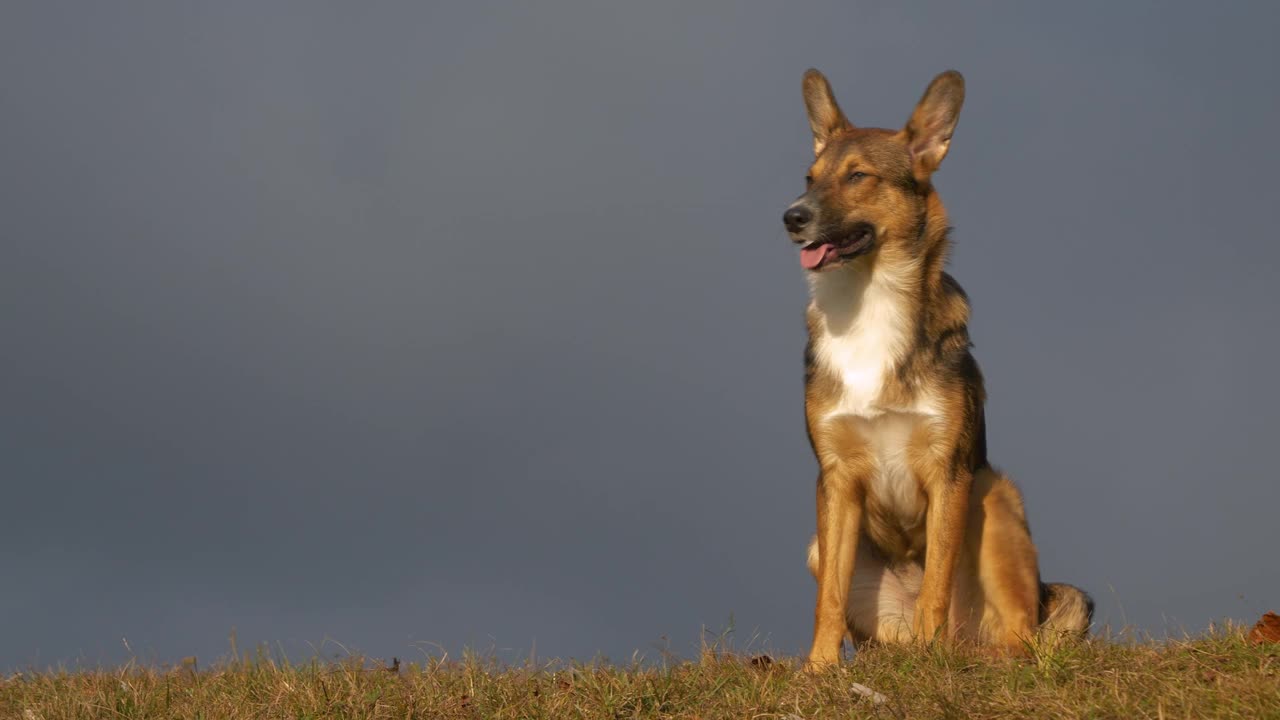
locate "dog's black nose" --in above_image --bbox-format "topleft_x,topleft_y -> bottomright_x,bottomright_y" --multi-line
783,205 -> 812,233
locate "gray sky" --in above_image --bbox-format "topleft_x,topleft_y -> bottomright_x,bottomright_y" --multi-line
3,1 -> 1278,670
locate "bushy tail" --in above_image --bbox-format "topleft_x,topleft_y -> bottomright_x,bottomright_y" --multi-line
1039,582 -> 1094,638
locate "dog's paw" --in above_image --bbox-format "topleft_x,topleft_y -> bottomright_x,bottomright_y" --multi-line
803,651 -> 842,673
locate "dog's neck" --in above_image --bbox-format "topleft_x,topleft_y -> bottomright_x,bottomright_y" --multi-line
806,239 -> 926,347
807,192 -> 951,340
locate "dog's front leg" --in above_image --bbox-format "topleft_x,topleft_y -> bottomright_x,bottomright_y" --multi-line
807,445 -> 869,668
914,463 -> 971,643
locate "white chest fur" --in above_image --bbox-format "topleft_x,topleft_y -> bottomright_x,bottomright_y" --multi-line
809,266 -> 935,522
808,266 -> 918,418
810,274 -> 907,418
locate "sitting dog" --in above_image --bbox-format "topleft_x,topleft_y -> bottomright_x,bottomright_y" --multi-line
782,69 -> 1092,666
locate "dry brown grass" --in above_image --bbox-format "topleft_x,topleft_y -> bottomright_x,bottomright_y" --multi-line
4,626 -> 1278,719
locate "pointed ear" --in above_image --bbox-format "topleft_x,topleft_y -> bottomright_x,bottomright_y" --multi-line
903,70 -> 965,180
802,69 -> 852,156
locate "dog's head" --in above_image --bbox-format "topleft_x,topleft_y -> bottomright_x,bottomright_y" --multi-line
783,69 -> 964,272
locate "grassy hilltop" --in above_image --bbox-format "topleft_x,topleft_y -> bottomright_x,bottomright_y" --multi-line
3,625 -> 1278,719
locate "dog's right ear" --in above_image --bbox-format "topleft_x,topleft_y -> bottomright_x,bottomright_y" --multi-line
802,69 -> 851,156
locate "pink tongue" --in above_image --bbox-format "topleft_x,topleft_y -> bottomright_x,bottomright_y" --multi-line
800,244 -> 835,270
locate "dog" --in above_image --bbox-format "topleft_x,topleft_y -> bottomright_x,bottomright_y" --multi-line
783,69 -> 1093,667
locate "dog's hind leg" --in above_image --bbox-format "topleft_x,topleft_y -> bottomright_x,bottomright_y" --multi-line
966,468 -> 1040,653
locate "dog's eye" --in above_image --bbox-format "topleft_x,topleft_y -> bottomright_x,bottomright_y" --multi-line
804,175 -> 813,187
847,171 -> 866,182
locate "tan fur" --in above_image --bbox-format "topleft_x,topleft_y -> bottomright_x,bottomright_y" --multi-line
787,70 -> 1091,667
805,469 -> 1093,648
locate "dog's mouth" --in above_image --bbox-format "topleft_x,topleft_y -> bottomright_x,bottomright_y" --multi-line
799,224 -> 876,271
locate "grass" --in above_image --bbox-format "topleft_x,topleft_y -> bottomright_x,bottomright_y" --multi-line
3,626 -> 1278,719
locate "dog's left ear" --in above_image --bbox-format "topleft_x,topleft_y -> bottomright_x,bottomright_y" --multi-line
903,70 -> 965,181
